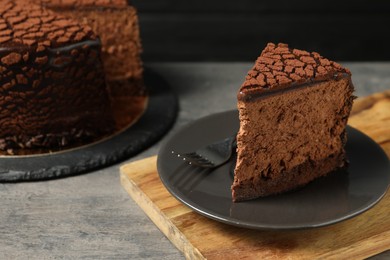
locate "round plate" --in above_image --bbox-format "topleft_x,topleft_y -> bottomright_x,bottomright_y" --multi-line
157,110 -> 390,230
0,68 -> 178,182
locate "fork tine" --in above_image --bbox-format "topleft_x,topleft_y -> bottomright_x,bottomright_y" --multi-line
182,152 -> 215,167
173,135 -> 236,169
187,152 -> 210,160
185,153 -> 213,162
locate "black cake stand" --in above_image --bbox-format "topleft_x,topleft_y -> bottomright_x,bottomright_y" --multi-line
0,68 -> 178,182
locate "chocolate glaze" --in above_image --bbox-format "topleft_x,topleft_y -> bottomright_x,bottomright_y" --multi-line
239,73 -> 351,102
238,43 -> 351,102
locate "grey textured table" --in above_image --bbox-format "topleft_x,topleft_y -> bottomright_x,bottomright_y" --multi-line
1,62 -> 389,259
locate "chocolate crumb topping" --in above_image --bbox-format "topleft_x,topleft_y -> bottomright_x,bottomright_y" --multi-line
239,43 -> 351,99
38,0 -> 128,8
0,0 -> 96,49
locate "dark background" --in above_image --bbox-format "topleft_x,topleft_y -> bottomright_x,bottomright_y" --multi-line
133,0 -> 390,62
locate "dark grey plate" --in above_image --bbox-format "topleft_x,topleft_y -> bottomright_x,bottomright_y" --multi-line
0,68 -> 177,182
157,110 -> 390,230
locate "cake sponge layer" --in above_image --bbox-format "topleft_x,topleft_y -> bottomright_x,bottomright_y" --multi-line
232,77 -> 354,202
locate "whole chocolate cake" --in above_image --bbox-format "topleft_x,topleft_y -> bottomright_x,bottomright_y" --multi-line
0,0 -> 115,151
0,0 -> 145,153
232,43 -> 355,202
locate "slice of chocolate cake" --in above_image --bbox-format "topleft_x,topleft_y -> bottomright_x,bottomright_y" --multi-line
0,0 -> 114,151
232,43 -> 355,202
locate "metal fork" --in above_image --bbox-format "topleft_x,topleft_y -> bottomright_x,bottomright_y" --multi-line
173,135 -> 237,168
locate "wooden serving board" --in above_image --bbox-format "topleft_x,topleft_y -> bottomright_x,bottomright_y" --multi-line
120,90 -> 390,260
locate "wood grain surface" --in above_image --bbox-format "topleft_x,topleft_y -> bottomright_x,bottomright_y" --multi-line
120,90 -> 390,260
